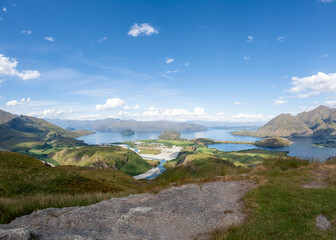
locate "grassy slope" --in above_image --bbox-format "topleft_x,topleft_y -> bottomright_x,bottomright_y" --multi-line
0,116 -> 94,164
211,159 -> 336,239
51,146 -> 151,176
0,151 -> 143,223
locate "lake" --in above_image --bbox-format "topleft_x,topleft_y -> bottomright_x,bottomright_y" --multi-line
77,128 -> 261,144
77,128 -> 336,161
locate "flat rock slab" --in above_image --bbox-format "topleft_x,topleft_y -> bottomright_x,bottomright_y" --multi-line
0,181 -> 255,240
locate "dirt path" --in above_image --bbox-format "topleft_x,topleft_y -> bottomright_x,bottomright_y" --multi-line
0,181 -> 255,240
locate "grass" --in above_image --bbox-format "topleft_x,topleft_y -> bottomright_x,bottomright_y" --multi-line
210,159 -> 336,240
0,151 -> 144,223
2,138 -> 336,239
51,146 -> 151,176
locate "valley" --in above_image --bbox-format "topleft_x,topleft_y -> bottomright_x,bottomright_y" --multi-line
0,108 -> 336,239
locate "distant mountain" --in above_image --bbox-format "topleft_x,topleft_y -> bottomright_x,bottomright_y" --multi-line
233,105 -> 336,138
187,120 -> 262,129
48,118 -> 207,132
0,110 -> 93,150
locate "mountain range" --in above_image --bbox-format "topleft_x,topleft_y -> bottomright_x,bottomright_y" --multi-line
233,105 -> 336,138
47,118 -> 207,132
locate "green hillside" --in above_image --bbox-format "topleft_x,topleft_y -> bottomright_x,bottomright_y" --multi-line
0,151 -> 143,223
0,112 -> 94,163
51,146 -> 151,176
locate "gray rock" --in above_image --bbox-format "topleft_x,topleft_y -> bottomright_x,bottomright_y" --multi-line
316,214 -> 332,231
0,227 -> 33,240
0,181 -> 255,240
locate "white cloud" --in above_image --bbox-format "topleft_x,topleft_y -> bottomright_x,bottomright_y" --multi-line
44,36 -> 55,42
123,104 -> 139,110
142,106 -> 206,117
116,106 -> 208,121
6,97 -> 31,107
96,98 -> 125,110
0,79 -> 3,83
166,58 -> 174,64
109,105 -> 272,123
29,109 -> 74,119
216,112 -> 270,122
0,54 -> 40,80
277,36 -> 285,42
288,72 -> 336,98
185,62 -> 190,66
21,30 -> 32,35
273,98 -> 288,105
127,23 -> 159,37
234,102 -> 245,105
246,35 -> 253,43
244,56 -> 251,61
320,53 -> 328,58
325,100 -> 336,107
97,37 -> 107,43
165,69 -> 179,74
320,0 -> 334,3
2,7 -> 7,12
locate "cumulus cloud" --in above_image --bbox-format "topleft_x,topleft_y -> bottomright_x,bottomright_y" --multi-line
288,72 -> 336,98
21,30 -> 32,35
97,37 -> 107,43
29,109 -> 74,119
123,104 -> 139,110
6,97 -> 31,107
142,106 -> 206,117
112,105 -> 271,123
277,36 -> 285,42
0,54 -> 40,80
216,112 -> 269,122
127,23 -> 159,37
166,58 -> 174,64
96,98 -> 125,110
273,98 -> 288,105
246,35 -> 253,43
325,100 -> 336,107
44,36 -> 55,42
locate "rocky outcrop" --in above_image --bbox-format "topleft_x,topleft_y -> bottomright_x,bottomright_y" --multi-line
0,227 -> 33,240
0,181 -> 255,240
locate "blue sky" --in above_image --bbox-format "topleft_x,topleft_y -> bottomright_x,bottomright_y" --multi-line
0,0 -> 336,123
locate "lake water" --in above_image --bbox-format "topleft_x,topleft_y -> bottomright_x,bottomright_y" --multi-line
209,137 -> 336,161
78,128 -> 336,161
77,128 -> 261,144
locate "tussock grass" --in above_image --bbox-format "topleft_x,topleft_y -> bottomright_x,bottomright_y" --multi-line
0,191 -> 136,224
